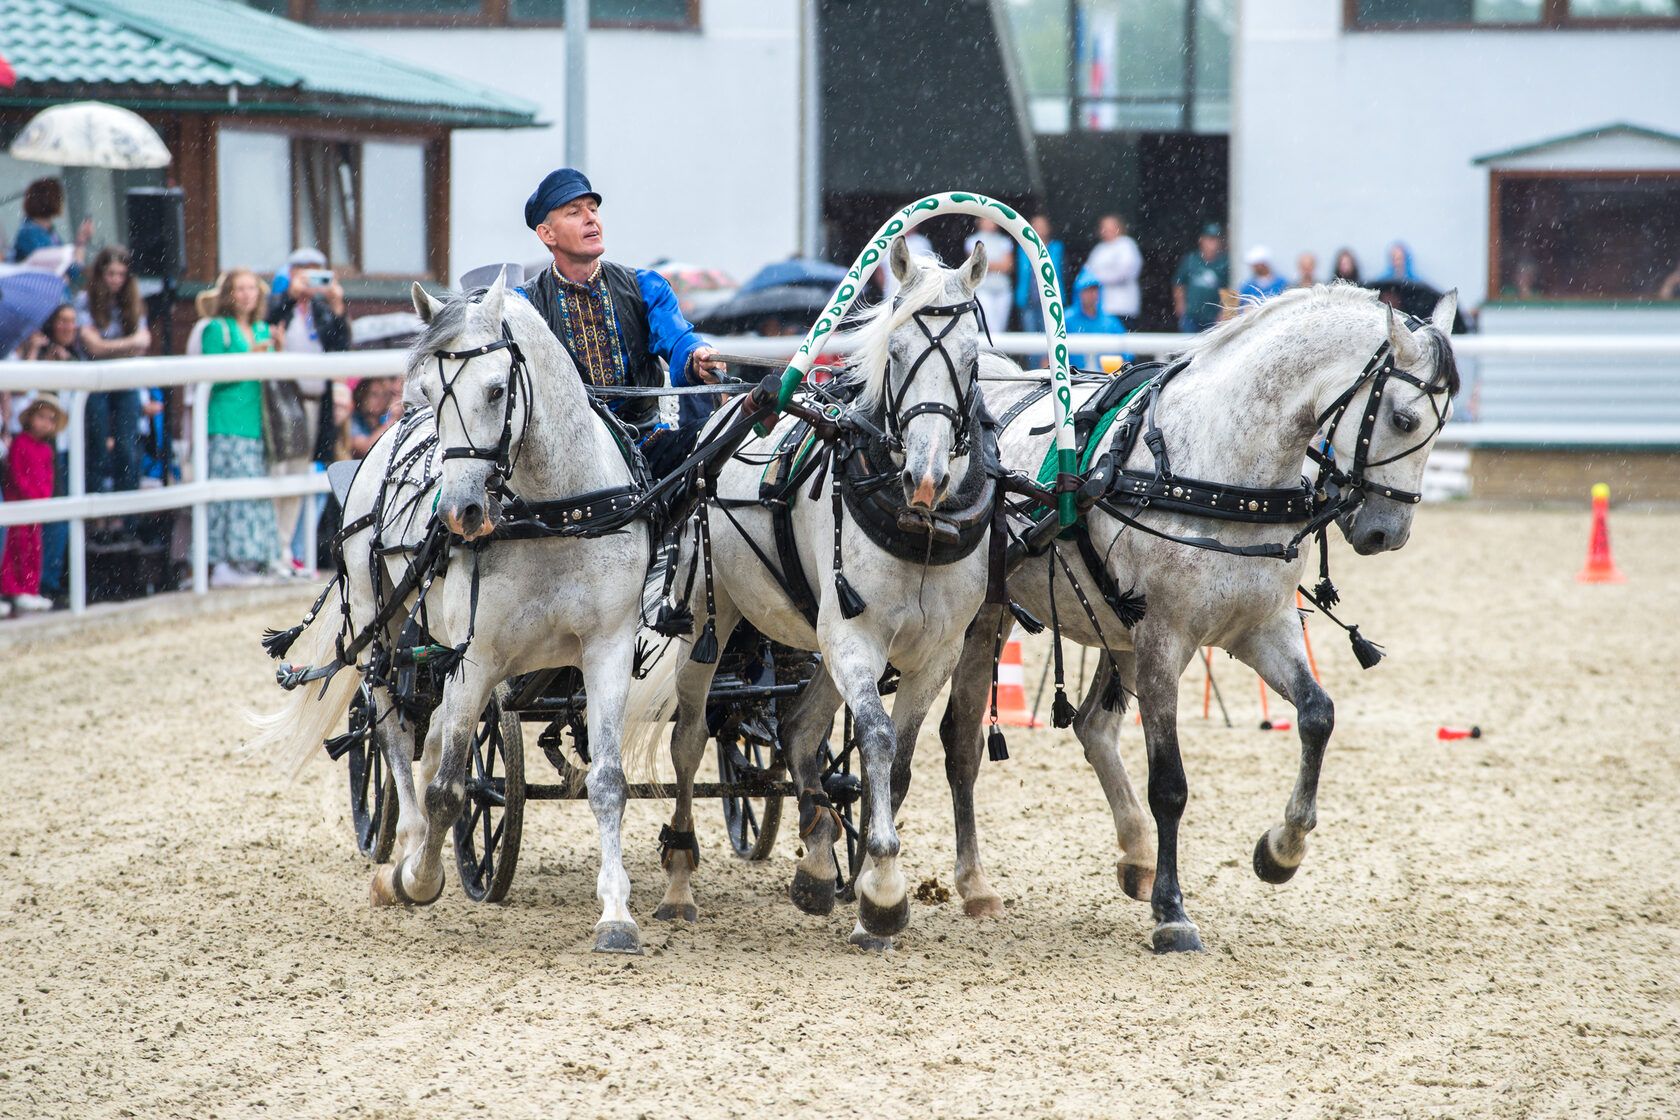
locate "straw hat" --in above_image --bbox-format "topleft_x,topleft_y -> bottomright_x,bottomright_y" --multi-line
19,392 -> 68,437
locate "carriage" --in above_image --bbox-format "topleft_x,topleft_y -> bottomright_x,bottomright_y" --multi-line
329,628 -> 874,904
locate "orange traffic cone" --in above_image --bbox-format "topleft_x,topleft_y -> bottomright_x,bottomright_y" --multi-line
1576,483 -> 1626,584
992,639 -> 1042,728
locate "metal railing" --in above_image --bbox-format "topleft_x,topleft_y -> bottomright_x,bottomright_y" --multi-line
3,329 -> 1678,614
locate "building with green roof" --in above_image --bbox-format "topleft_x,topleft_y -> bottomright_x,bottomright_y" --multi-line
1,0 -> 539,300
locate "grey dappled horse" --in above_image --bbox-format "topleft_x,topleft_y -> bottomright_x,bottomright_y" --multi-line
252,276 -> 653,954
653,239 -> 1003,949
940,284 -> 1460,952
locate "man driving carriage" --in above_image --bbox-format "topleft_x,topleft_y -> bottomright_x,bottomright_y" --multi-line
518,168 -> 726,477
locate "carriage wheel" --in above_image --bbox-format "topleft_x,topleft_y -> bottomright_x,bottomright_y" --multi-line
821,716 -> 864,902
453,686 -> 525,903
716,732 -> 783,861
346,684 -> 397,862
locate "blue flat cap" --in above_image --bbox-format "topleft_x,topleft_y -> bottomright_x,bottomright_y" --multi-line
525,168 -> 601,230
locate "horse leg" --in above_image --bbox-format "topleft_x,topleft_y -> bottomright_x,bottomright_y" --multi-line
1229,611 -> 1334,885
847,643 -> 968,951
581,628 -> 643,954
383,700 -> 427,866
371,666 -> 495,907
1075,651 -> 1155,902
654,600 -> 738,925
827,637 -> 910,939
1134,628 -> 1203,952
938,605 -> 1008,919
780,666 -> 846,917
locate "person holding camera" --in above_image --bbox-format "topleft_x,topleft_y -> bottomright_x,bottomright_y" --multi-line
266,247 -> 351,575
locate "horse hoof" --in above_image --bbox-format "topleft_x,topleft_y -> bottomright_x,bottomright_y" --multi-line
858,893 -> 910,937
1151,921 -> 1205,954
1119,863 -> 1156,902
848,926 -> 894,953
789,868 -> 837,916
371,863 -> 442,907
653,901 -> 698,923
1253,834 -> 1299,884
592,921 -> 644,956
962,894 -> 1004,919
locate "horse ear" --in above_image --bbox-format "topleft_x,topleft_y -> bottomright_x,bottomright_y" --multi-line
1431,289 -> 1459,336
961,239 -> 988,294
412,282 -> 445,324
482,269 -> 507,324
1385,303 -> 1423,366
889,235 -> 919,286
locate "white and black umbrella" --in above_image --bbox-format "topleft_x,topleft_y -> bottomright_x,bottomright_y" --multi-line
8,101 -> 171,170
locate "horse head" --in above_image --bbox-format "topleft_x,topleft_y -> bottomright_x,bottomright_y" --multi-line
1331,291 -> 1459,554
409,273 -> 530,541
851,234 -> 988,512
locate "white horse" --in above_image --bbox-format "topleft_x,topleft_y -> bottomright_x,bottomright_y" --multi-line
938,284 -> 1460,952
251,276 -> 654,954
652,238 -> 1001,949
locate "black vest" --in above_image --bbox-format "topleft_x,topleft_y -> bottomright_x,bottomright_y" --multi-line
521,260 -> 663,436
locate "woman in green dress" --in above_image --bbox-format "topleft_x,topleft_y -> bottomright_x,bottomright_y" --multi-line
201,268 -> 281,588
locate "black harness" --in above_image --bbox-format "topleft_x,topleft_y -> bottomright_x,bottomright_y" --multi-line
881,298 -> 986,458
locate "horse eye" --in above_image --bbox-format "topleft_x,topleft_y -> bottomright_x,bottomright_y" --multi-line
1392,410 -> 1417,434
488,385 -> 505,403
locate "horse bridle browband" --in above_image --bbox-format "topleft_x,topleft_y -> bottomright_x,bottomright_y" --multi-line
882,297 -> 985,458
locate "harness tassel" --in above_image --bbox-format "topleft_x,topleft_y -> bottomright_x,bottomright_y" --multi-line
1007,600 -> 1046,636
1046,552 -> 1077,729
1101,668 -> 1128,714
1348,626 -> 1384,669
651,535 -> 694,637
1312,527 -> 1340,609
987,614 -> 1010,761
832,485 -> 867,620
261,624 -> 305,661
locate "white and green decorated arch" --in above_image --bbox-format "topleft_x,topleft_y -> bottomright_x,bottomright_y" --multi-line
774,192 -> 1077,527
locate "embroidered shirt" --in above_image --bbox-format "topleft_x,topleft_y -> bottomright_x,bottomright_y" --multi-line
551,261 -> 629,390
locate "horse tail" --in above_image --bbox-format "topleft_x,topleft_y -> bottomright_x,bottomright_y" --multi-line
245,609 -> 361,781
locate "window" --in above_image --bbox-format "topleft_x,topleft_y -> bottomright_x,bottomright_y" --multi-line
239,0 -> 699,27
217,127 -> 433,276
218,130 -> 293,271
1491,172 -> 1680,299
1347,0 -> 1678,27
1001,0 -> 1232,134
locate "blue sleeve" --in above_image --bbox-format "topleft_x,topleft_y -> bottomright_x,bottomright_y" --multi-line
637,268 -> 706,387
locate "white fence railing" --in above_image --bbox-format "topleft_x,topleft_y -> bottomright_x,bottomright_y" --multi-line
3,330 -> 1678,615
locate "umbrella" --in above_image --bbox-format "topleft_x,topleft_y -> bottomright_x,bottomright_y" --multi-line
0,265 -> 72,355
1365,278 -> 1470,333
0,51 -> 15,90
739,257 -> 848,295
691,283 -> 832,336
9,101 -> 171,170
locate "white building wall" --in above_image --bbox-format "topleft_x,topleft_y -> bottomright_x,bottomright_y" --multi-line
337,0 -> 801,286
1233,0 -> 1680,308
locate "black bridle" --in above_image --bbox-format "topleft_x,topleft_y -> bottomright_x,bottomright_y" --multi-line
431,321 -> 532,485
881,297 -> 985,458
1306,324 -> 1455,508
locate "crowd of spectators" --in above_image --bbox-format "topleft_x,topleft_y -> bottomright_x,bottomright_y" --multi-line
0,176 -> 399,617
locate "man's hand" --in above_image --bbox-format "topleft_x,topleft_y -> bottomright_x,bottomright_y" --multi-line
688,346 -> 725,384
324,280 -> 346,316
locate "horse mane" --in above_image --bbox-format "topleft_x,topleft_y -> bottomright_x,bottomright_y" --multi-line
837,256 -> 958,413
1180,281 -> 1458,397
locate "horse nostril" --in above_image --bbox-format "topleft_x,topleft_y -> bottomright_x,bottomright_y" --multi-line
460,504 -> 484,535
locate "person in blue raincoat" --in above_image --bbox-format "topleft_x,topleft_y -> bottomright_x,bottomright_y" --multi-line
517,168 -> 725,478
1065,269 -> 1131,372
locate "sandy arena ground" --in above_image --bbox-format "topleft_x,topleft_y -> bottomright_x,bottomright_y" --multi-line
1,505 -> 1676,1118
